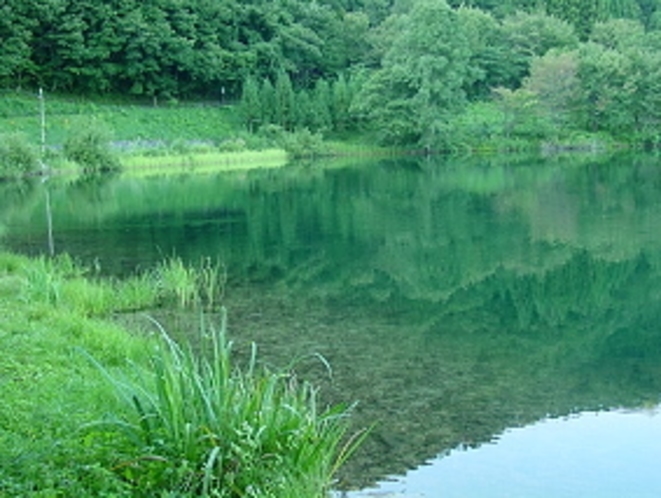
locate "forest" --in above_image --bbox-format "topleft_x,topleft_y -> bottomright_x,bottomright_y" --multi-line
3,0 -> 661,149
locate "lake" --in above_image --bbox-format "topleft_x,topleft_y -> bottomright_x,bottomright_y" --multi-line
2,152 -> 661,496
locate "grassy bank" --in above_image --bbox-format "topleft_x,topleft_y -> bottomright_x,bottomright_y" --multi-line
0,91 -> 238,146
0,91 -> 289,178
0,91 -> 404,180
0,253 -> 357,497
119,148 -> 288,176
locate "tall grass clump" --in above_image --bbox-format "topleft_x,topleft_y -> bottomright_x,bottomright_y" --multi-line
153,257 -> 226,310
0,133 -> 40,179
86,310 -> 361,497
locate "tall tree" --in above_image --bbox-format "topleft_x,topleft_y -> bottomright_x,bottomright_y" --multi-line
331,73 -> 352,132
239,75 -> 262,132
523,50 -> 580,130
310,78 -> 333,131
259,78 -> 276,125
637,0 -> 661,28
354,0 -> 472,147
545,0 -> 599,39
274,70 -> 296,129
457,7 -> 503,99
598,0 -> 642,20
499,11 -> 579,88
0,0 -> 35,88
576,42 -> 637,134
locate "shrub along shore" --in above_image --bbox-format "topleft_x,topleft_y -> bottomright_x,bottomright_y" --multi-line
0,253 -> 360,497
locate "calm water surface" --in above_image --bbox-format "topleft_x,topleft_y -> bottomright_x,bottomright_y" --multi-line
2,153 -> 661,495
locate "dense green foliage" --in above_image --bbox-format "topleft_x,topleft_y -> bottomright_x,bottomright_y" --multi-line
4,0 -> 661,149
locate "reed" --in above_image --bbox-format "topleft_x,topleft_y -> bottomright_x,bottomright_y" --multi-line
153,257 -> 226,311
85,309 -> 361,497
198,257 -> 227,311
153,257 -> 199,308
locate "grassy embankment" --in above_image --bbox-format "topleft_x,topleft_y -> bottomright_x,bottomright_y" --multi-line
0,91 -> 395,179
0,253 -> 359,497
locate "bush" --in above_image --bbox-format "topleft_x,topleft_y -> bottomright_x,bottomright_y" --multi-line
169,139 -> 217,155
217,137 -> 247,152
281,128 -> 331,160
64,120 -> 121,173
0,133 -> 40,179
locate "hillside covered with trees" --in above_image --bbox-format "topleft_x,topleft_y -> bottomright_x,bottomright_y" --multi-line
3,0 -> 661,150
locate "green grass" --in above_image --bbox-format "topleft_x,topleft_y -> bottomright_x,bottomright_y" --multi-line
0,91 -> 239,146
0,253 -> 154,497
121,148 -> 288,176
0,252 -> 360,497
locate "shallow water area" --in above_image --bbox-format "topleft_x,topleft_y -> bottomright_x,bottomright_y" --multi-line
3,152 -> 661,494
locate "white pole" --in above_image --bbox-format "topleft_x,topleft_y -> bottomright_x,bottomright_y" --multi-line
39,88 -> 53,254
45,186 -> 55,257
38,88 -> 46,168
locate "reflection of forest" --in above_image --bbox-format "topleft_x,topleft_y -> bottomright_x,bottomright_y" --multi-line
3,153 -> 661,486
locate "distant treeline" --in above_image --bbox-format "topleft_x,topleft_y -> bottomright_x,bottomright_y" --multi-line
4,0 -> 661,147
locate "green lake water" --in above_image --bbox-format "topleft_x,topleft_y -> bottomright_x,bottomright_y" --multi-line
2,152 -> 661,496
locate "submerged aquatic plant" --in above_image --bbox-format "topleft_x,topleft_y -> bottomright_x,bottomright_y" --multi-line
84,309 -> 363,497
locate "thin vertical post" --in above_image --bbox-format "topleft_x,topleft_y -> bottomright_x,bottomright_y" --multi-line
39,88 -> 53,254
45,186 -> 55,257
38,88 -> 46,164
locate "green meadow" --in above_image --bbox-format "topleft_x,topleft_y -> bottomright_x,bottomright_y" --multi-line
0,91 -> 237,145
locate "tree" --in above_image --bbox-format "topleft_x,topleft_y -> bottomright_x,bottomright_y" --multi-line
293,89 -> 314,128
239,75 -> 262,132
0,0 -> 35,88
498,11 -> 579,89
573,16 -> 661,140
331,73 -> 352,132
354,0 -> 472,147
456,7 -> 502,99
598,0 -> 642,21
576,42 -> 637,134
492,87 -> 551,139
589,18 -> 646,49
545,0 -> 599,39
259,78 -> 276,125
582,19 -> 661,141
274,70 -> 296,129
523,50 -> 580,131
638,0 -> 661,28
630,48 -> 661,142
